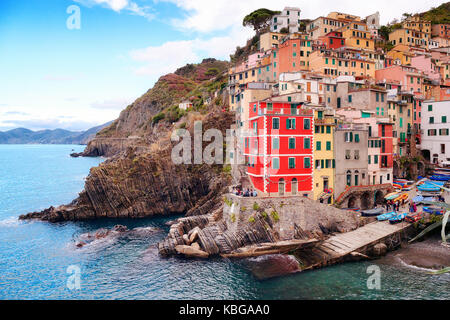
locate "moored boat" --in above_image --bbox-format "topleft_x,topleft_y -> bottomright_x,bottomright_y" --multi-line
385,192 -> 399,200
406,211 -> 424,223
377,211 -> 397,221
389,213 -> 407,224
423,207 -> 444,215
361,207 -> 384,217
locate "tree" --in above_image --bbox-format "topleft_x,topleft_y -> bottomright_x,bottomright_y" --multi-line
242,8 -> 280,33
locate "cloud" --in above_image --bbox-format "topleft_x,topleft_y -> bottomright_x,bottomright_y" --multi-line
129,25 -> 253,78
75,0 -> 155,20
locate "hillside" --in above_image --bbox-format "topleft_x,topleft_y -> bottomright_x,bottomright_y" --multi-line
21,58 -> 235,221
0,122 -> 112,145
420,2 -> 450,24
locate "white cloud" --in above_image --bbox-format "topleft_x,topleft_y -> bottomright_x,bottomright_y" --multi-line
75,0 -> 155,20
91,97 -> 134,110
129,25 -> 253,78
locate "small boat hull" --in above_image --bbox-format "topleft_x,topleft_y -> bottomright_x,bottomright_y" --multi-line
389,213 -> 407,224
361,208 -> 384,217
406,212 -> 424,223
377,211 -> 397,221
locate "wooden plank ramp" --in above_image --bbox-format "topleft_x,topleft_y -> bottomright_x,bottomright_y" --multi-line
295,220 -> 413,271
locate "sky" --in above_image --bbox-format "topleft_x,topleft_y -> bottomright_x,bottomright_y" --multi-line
0,0 -> 446,132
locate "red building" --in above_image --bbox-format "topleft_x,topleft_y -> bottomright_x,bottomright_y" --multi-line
245,101 -> 314,196
319,31 -> 345,49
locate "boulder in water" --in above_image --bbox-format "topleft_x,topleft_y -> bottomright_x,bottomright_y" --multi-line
175,245 -> 209,258
243,254 -> 301,280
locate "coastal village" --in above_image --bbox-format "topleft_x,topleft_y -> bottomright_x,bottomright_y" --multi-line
225,7 -> 450,211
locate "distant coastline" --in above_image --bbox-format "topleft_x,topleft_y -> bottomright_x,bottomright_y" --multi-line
0,121 -> 112,145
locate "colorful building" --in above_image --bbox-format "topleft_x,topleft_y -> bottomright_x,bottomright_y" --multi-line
245,101 -> 314,197
318,31 -> 345,49
312,109 -> 336,203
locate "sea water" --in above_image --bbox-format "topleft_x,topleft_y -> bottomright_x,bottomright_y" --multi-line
0,144 -> 448,300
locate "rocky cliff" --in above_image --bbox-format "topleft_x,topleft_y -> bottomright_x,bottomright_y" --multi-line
20,59 -> 233,222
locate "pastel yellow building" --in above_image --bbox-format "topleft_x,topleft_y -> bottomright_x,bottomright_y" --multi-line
309,49 -> 375,78
401,16 -> 431,35
386,44 -> 414,65
339,21 -> 374,50
313,109 -> 336,204
389,28 -> 430,48
259,32 -> 281,52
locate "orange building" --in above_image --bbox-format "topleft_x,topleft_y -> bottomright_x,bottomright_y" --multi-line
272,37 -> 313,76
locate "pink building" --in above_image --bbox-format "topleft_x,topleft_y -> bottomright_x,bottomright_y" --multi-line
411,54 -> 441,82
375,65 -> 424,94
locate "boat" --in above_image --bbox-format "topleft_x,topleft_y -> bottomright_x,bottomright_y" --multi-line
389,213 -> 407,224
385,192 -> 399,200
418,185 -> 442,192
393,193 -> 408,202
406,211 -> 424,223
341,207 -> 360,212
361,207 -> 384,217
377,211 -> 398,221
423,207 -> 444,215
430,175 -> 450,181
412,195 -> 424,204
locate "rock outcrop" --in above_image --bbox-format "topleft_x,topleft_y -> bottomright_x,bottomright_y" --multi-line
158,195 -> 361,257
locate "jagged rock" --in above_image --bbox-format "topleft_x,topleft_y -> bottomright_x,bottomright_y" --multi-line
182,234 -> 190,245
191,242 -> 201,250
188,227 -> 200,243
175,245 -> 209,258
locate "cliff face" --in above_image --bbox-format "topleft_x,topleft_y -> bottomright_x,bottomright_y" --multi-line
20,59 -> 232,222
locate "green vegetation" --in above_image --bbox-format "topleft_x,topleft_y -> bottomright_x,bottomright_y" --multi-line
241,206 -> 247,212
224,197 -> 233,207
280,27 -> 289,34
248,216 -> 256,223
230,213 -> 236,223
253,202 -> 260,211
205,67 -> 220,76
271,210 -> 280,222
222,164 -> 231,175
261,211 -> 268,219
421,2 -> 450,24
242,8 -> 280,33
152,112 -> 165,124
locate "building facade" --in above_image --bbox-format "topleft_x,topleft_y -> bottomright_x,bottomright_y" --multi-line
245,101 -> 314,196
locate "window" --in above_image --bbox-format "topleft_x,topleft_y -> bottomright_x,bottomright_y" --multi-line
304,138 -> 311,149
368,155 -> 371,164
289,138 -> 296,149
348,95 -> 352,103
326,126 -> 331,134
272,137 -> 279,150
267,103 -> 273,111
429,117 -> 434,124
316,141 -> 321,150
441,144 -> 446,154
355,134 -> 360,143
272,157 -> 279,169
304,118 -> 311,130
374,155 -> 379,164
315,126 -> 320,133
326,141 -> 331,150
346,171 -> 352,186
289,157 -> 296,169
442,116 -> 447,123
354,174 -> 359,186
428,104 -> 432,111
345,150 -> 351,159
272,118 -> 280,129
439,128 -> 449,136
354,150 -> 360,160
304,157 -> 311,169
287,118 -> 296,129
253,122 -> 257,134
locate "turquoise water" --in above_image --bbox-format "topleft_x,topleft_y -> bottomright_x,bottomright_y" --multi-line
0,144 -> 448,300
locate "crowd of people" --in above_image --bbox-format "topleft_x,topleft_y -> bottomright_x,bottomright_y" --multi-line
382,199 -> 417,213
232,187 -> 257,197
